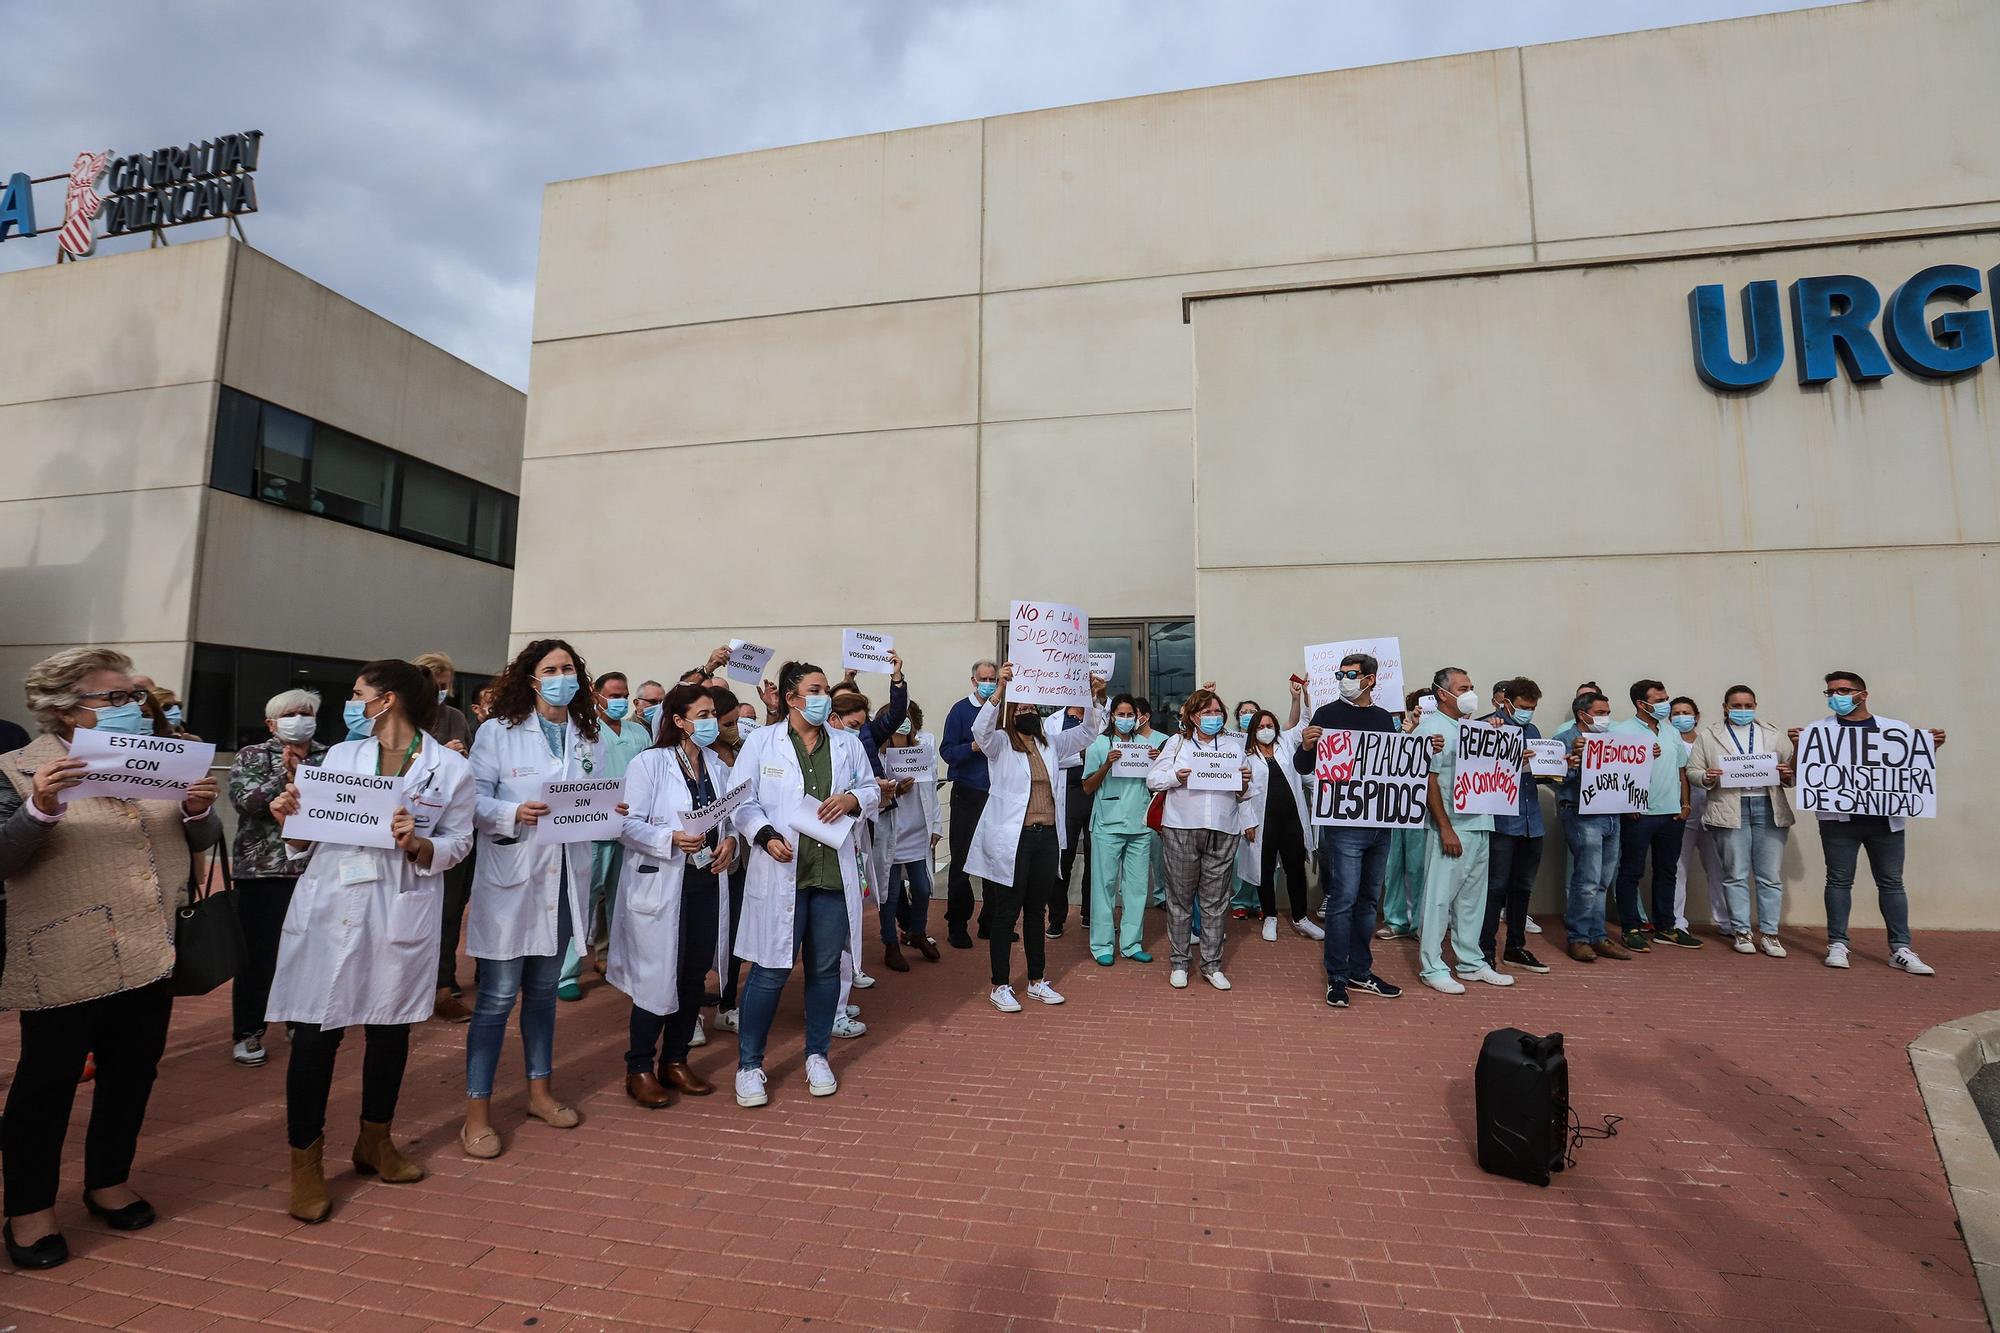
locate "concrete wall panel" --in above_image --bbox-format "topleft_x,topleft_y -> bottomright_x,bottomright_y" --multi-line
0,488 -> 203,646
0,383 -> 214,503
0,641 -> 193,735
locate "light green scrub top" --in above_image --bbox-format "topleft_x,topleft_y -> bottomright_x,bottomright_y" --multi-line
1416,712 -> 1492,834
1086,732 -> 1164,835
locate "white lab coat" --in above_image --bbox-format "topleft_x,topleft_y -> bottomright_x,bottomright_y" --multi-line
1236,721 -> 1311,885
467,715 -> 604,960
965,699 -> 1106,887
607,744 -> 735,1017
729,720 -> 881,970
267,735 -> 474,1028
883,731 -> 941,864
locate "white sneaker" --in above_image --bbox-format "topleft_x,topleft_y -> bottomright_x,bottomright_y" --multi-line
1026,980 -> 1065,1005
1466,966 -> 1515,987
689,1017 -> 707,1047
1421,973 -> 1467,995
851,970 -> 876,990
1169,969 -> 1189,989
231,1035 -> 266,1067
1525,916 -> 1542,935
831,1014 -> 867,1039
989,985 -> 1023,1013
1204,970 -> 1232,991
1825,943 -> 1850,969
1290,917 -> 1324,941
1891,947 -> 1935,976
1759,935 -> 1787,959
1261,917 -> 1278,942
806,1054 -> 838,1096
734,1067 -> 769,1108
717,1008 -> 740,1032
844,1003 -> 861,1019
1733,934 -> 1756,955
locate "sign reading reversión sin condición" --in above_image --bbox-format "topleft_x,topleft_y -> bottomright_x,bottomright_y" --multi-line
0,129 -> 264,260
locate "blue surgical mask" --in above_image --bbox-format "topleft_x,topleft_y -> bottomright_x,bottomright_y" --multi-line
539,674 -> 580,707
1828,693 -> 1857,716
87,702 -> 151,734
1510,708 -> 1533,726
1670,715 -> 1696,734
1237,712 -> 1254,730
643,703 -> 662,728
1113,716 -> 1137,736
691,717 -> 720,748
1648,701 -> 1670,721
897,719 -> 913,736
163,705 -> 183,728
975,681 -> 997,701
604,698 -> 630,721
800,694 -> 832,726
1197,715 -> 1225,737
342,698 -> 379,740
1727,708 -> 1756,726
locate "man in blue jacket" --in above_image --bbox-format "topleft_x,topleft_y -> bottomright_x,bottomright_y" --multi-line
940,659 -> 1000,949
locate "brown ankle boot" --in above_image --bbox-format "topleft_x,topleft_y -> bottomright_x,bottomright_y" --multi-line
289,1137 -> 331,1223
883,936 -> 910,972
661,1062 -> 714,1096
351,1120 -> 425,1183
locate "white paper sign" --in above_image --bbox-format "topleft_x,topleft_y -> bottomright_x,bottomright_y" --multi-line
1527,739 -> 1568,778
1006,600 -> 1091,707
283,767 -> 402,848
1111,744 -> 1154,778
679,779 -> 752,838
726,639 -> 775,686
1088,652 -> 1117,682
1795,720 -> 1937,819
1303,637 -> 1404,713
1453,722 -> 1525,817
1718,752 -> 1780,789
884,740 -> 937,781
62,729 -> 216,803
1186,733 -> 1246,792
1310,730 -> 1430,828
841,629 -> 895,674
533,778 -> 624,844
784,793 -> 855,848
1578,733 -> 1653,815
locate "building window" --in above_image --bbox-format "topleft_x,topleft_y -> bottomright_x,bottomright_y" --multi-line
189,642 -> 491,752
207,386 -> 516,568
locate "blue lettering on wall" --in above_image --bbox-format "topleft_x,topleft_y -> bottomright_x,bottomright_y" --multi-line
1688,280 -> 1784,389
0,172 -> 34,241
1789,274 -> 1893,385
1884,264 -> 1995,379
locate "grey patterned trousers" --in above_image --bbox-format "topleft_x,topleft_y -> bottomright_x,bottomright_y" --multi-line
1159,826 -> 1238,974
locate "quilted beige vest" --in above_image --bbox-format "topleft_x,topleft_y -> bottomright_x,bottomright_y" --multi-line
2,734 -> 186,1010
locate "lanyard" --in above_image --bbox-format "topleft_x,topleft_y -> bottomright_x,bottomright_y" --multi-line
378,734 -> 421,777
1726,722 -> 1755,755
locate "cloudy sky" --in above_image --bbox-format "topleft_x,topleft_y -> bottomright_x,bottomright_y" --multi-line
4,0 -> 1844,388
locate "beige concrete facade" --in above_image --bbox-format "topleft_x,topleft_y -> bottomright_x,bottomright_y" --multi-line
0,238 -> 523,734
523,0 -> 1997,928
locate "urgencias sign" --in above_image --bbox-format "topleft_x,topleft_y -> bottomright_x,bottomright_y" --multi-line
1688,265 -> 1993,389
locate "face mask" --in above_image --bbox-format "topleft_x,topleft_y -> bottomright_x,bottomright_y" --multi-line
1237,712 -> 1255,730
897,719 -> 913,736
1336,677 -> 1363,702
1508,707 -> 1533,726
437,689 -> 448,704
604,698 -> 630,721
799,694 -> 832,726
86,702 -> 151,735
1455,689 -> 1480,716
343,698 -> 380,740
539,674 -> 580,708
1014,711 -> 1044,739
1727,708 -> 1756,727
1828,693 -> 1857,716
1648,700 -> 1670,721
274,715 -> 317,744
1113,716 -> 1137,736
1587,715 -> 1612,733
1670,715 -> 1696,734
690,717 -> 720,748
975,681 -> 997,701
643,703 -> 662,728
1197,714 -> 1225,737
1255,726 -> 1277,744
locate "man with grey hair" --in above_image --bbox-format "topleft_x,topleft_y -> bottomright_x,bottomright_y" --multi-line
1413,667 -> 1515,995
939,658 -> 1002,948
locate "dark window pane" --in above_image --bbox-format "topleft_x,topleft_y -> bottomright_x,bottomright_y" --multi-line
256,405 -> 313,508
401,462 -> 475,549
290,654 -> 367,747
311,426 -> 394,529
188,644 -> 236,749
471,487 -> 514,563
1147,620 -> 1196,724
210,388 -> 258,497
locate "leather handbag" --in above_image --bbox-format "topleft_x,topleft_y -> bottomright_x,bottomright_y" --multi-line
1145,736 -> 1175,831
172,849 -> 246,997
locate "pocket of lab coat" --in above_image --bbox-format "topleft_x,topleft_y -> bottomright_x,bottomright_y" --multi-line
624,863 -> 670,918
386,883 -> 438,947
480,834 -> 532,888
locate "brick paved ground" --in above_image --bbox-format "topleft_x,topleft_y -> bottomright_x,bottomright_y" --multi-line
0,913 -> 1991,1333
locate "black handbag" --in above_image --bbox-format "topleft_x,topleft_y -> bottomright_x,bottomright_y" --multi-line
172,849 -> 246,997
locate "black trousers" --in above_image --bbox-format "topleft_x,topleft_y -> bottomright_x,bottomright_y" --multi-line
231,876 -> 296,1039
438,846 -> 474,990
719,866 -> 746,1011
659,868 -> 722,1067
285,1022 -> 410,1149
987,825 -> 1059,985
1258,803 -> 1310,920
947,785 -> 990,935
1482,832 -> 1544,962
3,980 -> 173,1216
1051,772 -> 1091,931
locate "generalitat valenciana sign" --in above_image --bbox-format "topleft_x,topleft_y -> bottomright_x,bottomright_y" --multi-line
0,130 -> 264,260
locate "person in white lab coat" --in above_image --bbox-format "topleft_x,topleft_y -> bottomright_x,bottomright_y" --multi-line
610,683 -> 737,1109
264,659 -> 475,1224
727,661 -> 882,1108
1147,688 -> 1255,992
879,704 -> 942,965
966,663 -> 1107,1013
1236,685 -> 1320,943
460,639 -> 607,1159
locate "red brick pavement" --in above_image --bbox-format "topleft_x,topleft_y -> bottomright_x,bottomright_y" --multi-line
0,915 -> 1992,1333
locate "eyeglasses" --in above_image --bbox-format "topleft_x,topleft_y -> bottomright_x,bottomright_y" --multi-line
1824,687 -> 1859,697
77,689 -> 149,708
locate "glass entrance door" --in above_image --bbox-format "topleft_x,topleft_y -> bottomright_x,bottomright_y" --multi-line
1085,620 -> 1196,720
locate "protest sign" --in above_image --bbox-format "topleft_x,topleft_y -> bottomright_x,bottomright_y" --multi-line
1454,722 -> 1524,817
283,766 -> 401,848
62,729 -> 216,803
533,778 -> 624,844
841,629 -> 895,674
726,639 -> 774,686
679,780 -> 752,838
1088,652 -> 1117,682
1304,637 -> 1404,712
1527,738 -> 1568,777
1186,733 -> 1246,792
1111,743 -> 1154,778
1310,729 -> 1430,828
884,740 -> 937,781
1718,752 -> 1780,789
1006,600 -> 1090,707
1795,720 -> 1937,818
1577,733 -> 1653,814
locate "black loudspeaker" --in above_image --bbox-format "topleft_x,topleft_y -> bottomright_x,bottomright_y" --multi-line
1475,1028 -> 1568,1186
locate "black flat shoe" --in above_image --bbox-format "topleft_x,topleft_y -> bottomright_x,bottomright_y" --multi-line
82,1191 -> 155,1231
4,1221 -> 69,1269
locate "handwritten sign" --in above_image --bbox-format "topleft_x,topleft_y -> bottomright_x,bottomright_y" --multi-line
1527,739 -> 1568,777
1454,722 -> 1524,817
1578,734 -> 1652,815
1303,637 -> 1404,712
1718,752 -> 1780,789
1006,599 -> 1090,707
883,740 -> 937,781
1310,730 -> 1430,828
841,629 -> 895,674
1186,733 -> 1246,792
1111,744 -> 1154,778
1795,721 -> 1936,818
283,766 -> 401,848
63,729 -> 216,803
679,779 -> 752,838
726,639 -> 775,686
1088,652 -> 1117,682
533,777 -> 624,844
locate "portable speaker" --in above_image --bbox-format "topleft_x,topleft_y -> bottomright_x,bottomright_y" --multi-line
1475,1027 -> 1568,1186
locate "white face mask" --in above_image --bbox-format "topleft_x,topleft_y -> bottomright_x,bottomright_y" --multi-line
437,689 -> 448,703
1587,714 -> 1612,733
274,715 -> 316,744
1455,689 -> 1481,716
1336,677 -> 1363,702
1255,726 -> 1277,745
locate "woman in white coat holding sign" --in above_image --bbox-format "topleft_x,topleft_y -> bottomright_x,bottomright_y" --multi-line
966,663 -> 1106,1014
727,661 -> 881,1109
264,659 -> 474,1225
610,683 -> 737,1109
460,639 -> 605,1159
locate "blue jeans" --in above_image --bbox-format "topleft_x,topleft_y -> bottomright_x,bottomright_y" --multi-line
1559,806 -> 1620,944
465,909 -> 570,1099
1716,796 -> 1787,936
738,883 -> 848,1070
882,859 -> 933,944
1820,819 -> 1911,950
1317,825 -> 1387,985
